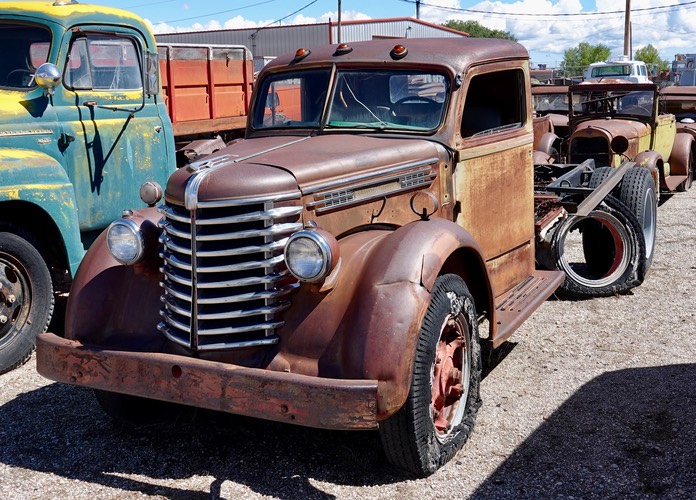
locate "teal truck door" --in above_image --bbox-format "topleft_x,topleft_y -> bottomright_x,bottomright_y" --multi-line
54,30 -> 173,231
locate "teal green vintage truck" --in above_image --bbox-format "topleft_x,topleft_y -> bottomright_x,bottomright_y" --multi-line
0,1 -> 252,373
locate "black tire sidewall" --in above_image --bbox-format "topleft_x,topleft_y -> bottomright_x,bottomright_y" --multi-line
380,274 -> 482,475
619,167 -> 657,278
0,231 -> 53,374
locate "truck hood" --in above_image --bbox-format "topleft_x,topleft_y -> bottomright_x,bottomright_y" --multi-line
572,118 -> 648,141
166,134 -> 445,204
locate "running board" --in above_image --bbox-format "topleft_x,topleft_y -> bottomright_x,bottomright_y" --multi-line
491,270 -> 564,348
663,174 -> 687,192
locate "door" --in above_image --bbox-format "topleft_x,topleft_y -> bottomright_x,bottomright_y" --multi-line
454,65 -> 535,296
55,30 -> 173,231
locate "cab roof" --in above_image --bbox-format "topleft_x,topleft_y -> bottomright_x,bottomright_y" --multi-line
0,1 -> 147,31
264,37 -> 529,76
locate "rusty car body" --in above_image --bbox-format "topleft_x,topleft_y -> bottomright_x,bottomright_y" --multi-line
564,82 -> 693,193
37,37 -> 564,475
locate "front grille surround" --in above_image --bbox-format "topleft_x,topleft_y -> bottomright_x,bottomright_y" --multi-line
158,192 -> 303,351
570,137 -> 611,167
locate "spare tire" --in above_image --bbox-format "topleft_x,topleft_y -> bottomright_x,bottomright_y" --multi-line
552,195 -> 645,298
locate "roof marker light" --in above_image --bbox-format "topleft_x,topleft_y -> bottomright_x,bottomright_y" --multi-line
334,43 -> 353,56
293,48 -> 311,63
390,44 -> 408,60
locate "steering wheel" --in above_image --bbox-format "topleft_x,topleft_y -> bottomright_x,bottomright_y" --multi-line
5,69 -> 34,87
394,96 -> 438,106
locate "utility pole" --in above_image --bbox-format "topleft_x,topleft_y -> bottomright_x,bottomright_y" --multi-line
416,0 -> 421,19
624,0 -> 631,57
337,0 -> 342,43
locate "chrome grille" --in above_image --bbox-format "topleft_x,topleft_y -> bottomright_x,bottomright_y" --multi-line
158,195 -> 303,350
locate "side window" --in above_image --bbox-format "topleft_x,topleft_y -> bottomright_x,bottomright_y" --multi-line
461,69 -> 525,138
65,35 -> 142,91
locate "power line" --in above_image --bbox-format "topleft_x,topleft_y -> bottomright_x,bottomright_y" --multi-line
397,0 -> 696,18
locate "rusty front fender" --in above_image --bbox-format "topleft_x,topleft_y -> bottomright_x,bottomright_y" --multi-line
668,132 -> 694,178
283,217 -> 492,420
634,150 -> 663,190
63,206 -> 164,347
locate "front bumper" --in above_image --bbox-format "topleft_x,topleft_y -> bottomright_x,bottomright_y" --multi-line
36,333 -> 380,430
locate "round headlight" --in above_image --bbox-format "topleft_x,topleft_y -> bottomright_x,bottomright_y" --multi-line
284,230 -> 336,282
106,219 -> 144,265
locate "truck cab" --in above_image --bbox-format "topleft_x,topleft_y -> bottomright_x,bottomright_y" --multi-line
584,57 -> 651,84
0,1 -> 174,373
37,37 -> 563,476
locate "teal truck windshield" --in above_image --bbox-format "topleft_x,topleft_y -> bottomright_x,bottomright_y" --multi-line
254,68 -> 448,131
0,23 -> 50,89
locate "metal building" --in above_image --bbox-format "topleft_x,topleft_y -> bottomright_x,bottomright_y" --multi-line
155,17 -> 467,70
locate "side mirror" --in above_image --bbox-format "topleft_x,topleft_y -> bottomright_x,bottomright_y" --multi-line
145,51 -> 159,96
34,63 -> 62,95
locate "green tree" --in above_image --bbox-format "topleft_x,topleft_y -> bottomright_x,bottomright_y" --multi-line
634,44 -> 669,71
560,42 -> 611,77
442,19 -> 517,41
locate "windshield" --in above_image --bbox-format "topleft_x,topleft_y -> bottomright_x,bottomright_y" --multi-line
590,64 -> 632,78
533,91 -> 573,115
661,97 -> 696,122
0,23 -> 51,90
570,88 -> 655,119
253,68 -> 448,132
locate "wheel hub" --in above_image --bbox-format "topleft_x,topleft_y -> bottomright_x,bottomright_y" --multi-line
431,314 -> 469,437
0,259 -> 27,341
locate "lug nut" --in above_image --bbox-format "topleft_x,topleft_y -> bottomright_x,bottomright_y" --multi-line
0,315 -> 7,324
7,294 -> 15,304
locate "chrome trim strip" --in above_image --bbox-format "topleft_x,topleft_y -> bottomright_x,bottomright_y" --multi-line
162,237 -> 288,257
302,157 -> 438,194
161,285 -> 297,306
159,319 -> 285,338
196,192 -> 302,208
0,129 -> 53,137
165,253 -> 285,273
161,268 -> 292,289
159,323 -> 280,349
308,168 -> 435,205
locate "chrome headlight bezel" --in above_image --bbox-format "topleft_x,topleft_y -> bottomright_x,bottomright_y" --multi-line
284,229 -> 337,282
106,218 -> 145,265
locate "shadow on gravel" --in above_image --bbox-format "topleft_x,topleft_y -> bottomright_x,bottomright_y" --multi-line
0,381 -> 410,499
471,363 -> 696,499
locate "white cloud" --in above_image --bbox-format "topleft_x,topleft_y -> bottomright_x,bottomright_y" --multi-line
148,0 -> 694,66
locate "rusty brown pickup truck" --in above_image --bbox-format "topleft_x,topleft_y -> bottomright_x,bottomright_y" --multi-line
36,38 -> 564,476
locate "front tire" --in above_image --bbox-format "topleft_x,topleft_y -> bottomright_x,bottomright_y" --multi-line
0,230 -> 53,374
379,274 -> 482,476
94,390 -> 195,427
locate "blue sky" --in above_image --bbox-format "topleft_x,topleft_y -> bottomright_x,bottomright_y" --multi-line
88,1 -> 695,67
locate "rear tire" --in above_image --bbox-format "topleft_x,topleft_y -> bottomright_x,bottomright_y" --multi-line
554,196 -> 645,298
618,167 -> 657,278
379,274 -> 482,476
0,230 -> 53,374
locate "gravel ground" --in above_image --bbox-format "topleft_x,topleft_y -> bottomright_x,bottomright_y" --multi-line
1,188 -> 695,500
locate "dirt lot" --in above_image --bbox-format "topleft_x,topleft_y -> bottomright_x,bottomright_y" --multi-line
1,188 -> 695,499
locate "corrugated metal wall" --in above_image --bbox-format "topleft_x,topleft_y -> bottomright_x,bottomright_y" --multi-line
156,23 -> 330,58
155,18 -> 464,59
333,20 -> 460,43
